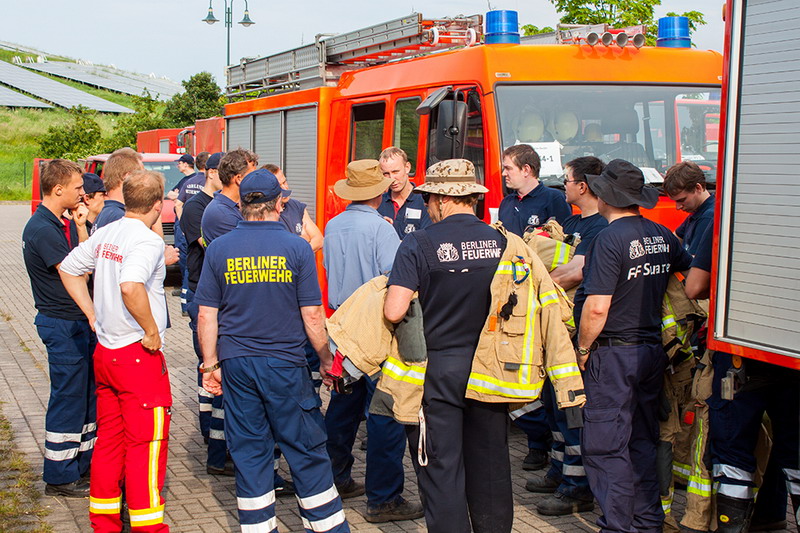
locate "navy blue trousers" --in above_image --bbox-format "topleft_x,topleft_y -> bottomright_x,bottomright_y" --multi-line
35,314 -> 97,485
708,353 -> 799,519
325,374 -> 406,506
222,356 -> 349,532
582,343 -> 666,533
543,378 -> 592,501
513,405 -> 551,451
173,217 -> 188,313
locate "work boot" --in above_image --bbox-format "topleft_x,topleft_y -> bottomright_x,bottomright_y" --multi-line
522,448 -> 548,471
335,478 -> 365,499
715,494 -> 754,533
536,492 -> 594,516
525,475 -> 559,493
45,478 -> 90,498
365,496 -> 424,523
207,461 -> 235,476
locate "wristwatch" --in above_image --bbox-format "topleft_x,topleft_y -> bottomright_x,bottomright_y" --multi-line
199,361 -> 220,374
576,346 -> 592,356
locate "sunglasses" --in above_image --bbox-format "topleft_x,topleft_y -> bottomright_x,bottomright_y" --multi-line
422,192 -> 432,204
563,177 -> 583,185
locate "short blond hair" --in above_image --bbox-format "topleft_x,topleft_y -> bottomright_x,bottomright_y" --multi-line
123,170 -> 164,214
379,146 -> 408,163
103,148 -> 143,192
41,159 -> 82,195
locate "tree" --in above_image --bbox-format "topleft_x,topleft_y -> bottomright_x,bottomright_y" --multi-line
666,10 -> 707,34
162,72 -> 224,128
101,93 -> 167,152
521,24 -> 555,36
38,106 -> 102,159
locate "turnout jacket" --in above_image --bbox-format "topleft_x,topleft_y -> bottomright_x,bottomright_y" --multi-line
327,223 -> 586,425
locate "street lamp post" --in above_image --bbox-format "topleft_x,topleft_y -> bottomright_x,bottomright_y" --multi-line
202,0 -> 255,67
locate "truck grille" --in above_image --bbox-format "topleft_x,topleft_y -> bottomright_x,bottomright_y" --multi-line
163,222 -> 175,236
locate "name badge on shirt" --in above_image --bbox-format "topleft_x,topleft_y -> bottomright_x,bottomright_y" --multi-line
405,208 -> 422,220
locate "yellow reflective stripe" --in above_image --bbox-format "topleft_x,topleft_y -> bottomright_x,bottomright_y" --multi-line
661,314 -> 676,331
520,274 -> 536,384
687,417 -> 712,497
547,363 -> 581,380
467,372 -> 543,399
539,290 -> 559,307
382,357 -> 425,385
90,495 -> 122,514
495,261 -> 528,277
549,241 -> 571,271
566,316 -> 575,327
149,407 -> 165,508
130,504 -> 165,526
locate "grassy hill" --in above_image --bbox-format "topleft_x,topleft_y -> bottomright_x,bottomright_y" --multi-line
0,47 -> 162,200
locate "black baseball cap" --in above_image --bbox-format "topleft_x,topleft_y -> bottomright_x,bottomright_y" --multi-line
82,173 -> 106,195
176,154 -> 195,166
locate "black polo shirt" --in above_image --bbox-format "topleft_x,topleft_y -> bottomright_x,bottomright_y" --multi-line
498,183 -> 572,237
22,204 -> 84,320
377,186 -> 432,239
389,214 -> 506,352
574,215 -> 691,343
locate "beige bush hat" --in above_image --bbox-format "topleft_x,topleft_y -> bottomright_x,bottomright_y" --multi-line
414,159 -> 489,196
334,159 -> 393,201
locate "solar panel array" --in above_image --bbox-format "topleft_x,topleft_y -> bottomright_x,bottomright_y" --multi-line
0,84 -> 52,108
0,61 -> 132,113
23,62 -> 181,101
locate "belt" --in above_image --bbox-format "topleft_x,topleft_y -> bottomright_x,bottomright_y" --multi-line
596,338 -> 646,347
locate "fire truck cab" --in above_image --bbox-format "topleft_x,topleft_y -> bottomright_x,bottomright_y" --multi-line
222,13 -> 722,233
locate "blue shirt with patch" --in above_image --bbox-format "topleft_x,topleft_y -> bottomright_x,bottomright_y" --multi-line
193,220 -> 322,364
177,172 -> 206,204
280,198 -> 306,236
562,213 -> 609,256
676,194 -> 714,256
690,223 -> 714,273
94,200 -> 126,230
498,184 -> 572,237
574,216 -> 692,343
377,186 -> 432,239
201,191 -> 242,246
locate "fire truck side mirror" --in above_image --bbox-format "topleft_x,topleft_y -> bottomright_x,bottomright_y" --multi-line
435,100 -> 468,160
417,86 -> 452,115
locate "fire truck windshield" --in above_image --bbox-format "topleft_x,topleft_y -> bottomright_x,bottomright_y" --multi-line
142,162 -> 185,194
495,85 -> 720,187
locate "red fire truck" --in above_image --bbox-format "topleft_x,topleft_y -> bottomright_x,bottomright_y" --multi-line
707,0 -> 800,370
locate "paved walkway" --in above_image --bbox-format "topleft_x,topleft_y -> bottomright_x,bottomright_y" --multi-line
1,204 -> 704,532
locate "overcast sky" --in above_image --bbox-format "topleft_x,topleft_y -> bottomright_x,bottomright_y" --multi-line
0,0 -> 726,89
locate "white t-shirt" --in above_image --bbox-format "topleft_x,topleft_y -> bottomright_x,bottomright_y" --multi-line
60,217 -> 167,349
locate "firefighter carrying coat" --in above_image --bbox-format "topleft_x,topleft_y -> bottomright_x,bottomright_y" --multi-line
326,223 -> 586,425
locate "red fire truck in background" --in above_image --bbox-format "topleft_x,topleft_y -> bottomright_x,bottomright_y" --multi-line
707,0 -> 800,370
137,117 -> 226,156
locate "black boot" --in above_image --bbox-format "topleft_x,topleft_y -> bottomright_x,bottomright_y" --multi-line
715,494 -> 754,533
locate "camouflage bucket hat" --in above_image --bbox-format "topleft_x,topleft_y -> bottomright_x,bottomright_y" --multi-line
413,159 -> 489,197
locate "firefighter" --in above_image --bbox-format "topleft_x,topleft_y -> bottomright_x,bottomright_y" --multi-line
526,156 -> 608,516
499,144 -> 571,472
59,170 -> 172,532
194,169 -> 349,532
574,159 -> 692,532
685,224 -> 800,533
376,146 -> 432,238
384,159 -> 513,533
663,161 -> 714,256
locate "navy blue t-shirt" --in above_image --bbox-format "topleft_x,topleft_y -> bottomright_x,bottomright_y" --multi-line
280,198 -> 306,236
498,184 -> 572,237
377,187 -> 432,239
171,172 -> 197,193
193,221 -> 322,363
389,214 -> 506,352
178,173 -> 206,204
94,199 -> 126,230
574,216 -> 692,343
22,205 -> 84,320
690,223 -> 714,273
201,191 -> 242,246
676,194 -> 714,256
562,213 -> 608,256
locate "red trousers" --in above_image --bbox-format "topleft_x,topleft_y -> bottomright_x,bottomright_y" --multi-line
89,342 -> 171,533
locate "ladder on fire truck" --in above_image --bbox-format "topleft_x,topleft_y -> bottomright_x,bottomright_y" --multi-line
226,13 -> 483,98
